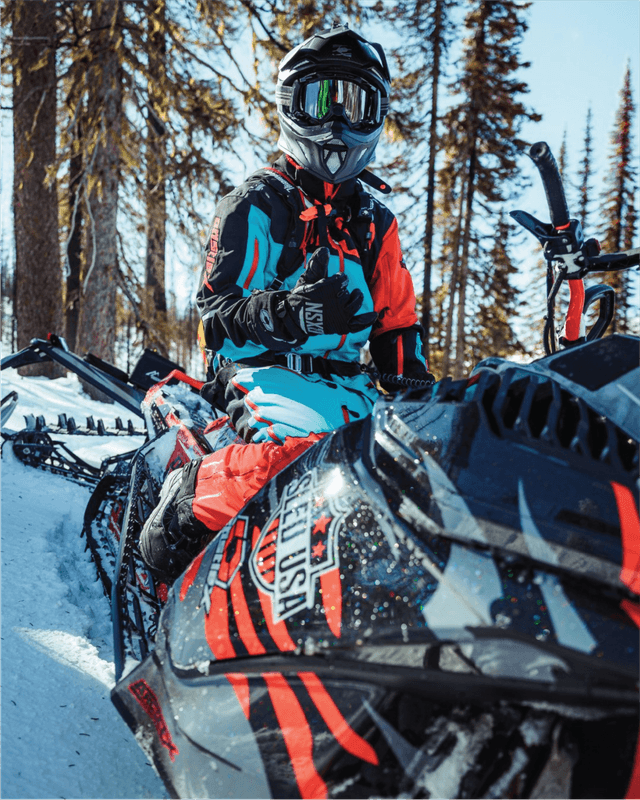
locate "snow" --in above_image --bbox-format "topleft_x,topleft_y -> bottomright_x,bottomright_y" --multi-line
1,369 -> 167,799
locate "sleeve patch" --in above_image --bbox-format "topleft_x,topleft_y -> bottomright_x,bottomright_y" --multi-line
205,216 -> 221,279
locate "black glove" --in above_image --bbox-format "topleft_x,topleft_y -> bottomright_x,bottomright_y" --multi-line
276,247 -> 378,338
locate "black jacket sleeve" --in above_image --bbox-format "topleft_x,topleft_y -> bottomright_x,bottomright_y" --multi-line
369,324 -> 434,390
196,185 -> 303,354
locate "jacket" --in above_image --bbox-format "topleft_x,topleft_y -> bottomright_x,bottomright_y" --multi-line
196,155 -> 429,385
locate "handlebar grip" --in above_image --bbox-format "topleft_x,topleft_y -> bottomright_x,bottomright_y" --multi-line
529,142 -> 570,229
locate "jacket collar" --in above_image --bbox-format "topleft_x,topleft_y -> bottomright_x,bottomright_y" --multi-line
275,154 -> 359,204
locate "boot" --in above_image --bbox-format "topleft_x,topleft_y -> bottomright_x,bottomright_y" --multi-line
139,459 -> 212,582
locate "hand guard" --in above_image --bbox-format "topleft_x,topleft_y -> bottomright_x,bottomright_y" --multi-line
277,247 -> 378,337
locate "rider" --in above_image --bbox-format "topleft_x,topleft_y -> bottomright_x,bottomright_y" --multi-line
140,22 -> 434,581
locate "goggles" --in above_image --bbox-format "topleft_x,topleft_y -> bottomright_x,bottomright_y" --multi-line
299,77 -> 382,127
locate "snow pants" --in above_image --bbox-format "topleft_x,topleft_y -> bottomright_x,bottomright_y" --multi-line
189,364 -> 379,534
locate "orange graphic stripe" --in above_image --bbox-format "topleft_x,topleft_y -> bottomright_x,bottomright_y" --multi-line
204,586 -> 236,660
258,555 -> 276,572
626,728 -> 640,799
612,482 -> 640,593
226,672 -> 251,720
243,238 -> 260,289
231,572 -> 266,656
620,637 -> 640,800
179,549 -> 206,601
259,541 -> 277,559
621,599 -> 640,628
263,672 -> 327,800
324,334 -> 347,358
245,397 -> 284,445
298,671 -> 378,765
396,334 -> 404,375
257,588 -> 296,652
319,568 -> 342,638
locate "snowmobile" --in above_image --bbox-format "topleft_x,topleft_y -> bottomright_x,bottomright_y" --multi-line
2,142 -> 639,799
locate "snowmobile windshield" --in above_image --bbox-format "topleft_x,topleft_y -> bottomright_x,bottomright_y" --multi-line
300,77 -> 381,126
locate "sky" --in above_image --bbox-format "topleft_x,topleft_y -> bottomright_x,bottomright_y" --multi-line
1,1 -> 639,331
515,0 -> 639,226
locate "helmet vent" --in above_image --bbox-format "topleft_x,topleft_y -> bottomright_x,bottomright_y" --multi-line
325,151 -> 342,173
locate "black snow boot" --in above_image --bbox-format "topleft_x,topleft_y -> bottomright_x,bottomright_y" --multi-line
139,458 -> 213,583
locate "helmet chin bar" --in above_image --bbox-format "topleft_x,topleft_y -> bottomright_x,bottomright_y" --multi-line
323,139 -> 348,176
277,115 -> 381,184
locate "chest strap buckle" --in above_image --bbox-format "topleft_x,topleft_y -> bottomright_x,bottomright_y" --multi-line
286,353 -> 314,373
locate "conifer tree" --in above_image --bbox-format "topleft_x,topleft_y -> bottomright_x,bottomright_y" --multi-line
558,128 -> 568,179
65,113 -> 83,354
55,0 -> 273,368
9,0 -> 63,376
381,0 -> 458,362
144,0 -> 169,355
75,0 -> 123,375
577,107 -> 594,234
599,63 -> 637,333
557,127 -> 573,212
468,211 -> 525,363
420,0 -> 457,363
438,0 -> 540,377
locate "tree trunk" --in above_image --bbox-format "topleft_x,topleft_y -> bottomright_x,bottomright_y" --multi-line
453,139 -> 478,378
76,0 -> 122,386
440,186 -> 466,377
145,0 -> 168,356
421,0 -> 444,364
65,117 -> 83,352
12,0 -> 63,377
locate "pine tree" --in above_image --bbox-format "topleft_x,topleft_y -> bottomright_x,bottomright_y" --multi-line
557,127 -> 572,212
557,128 -> 568,179
370,0 -> 459,358
600,63 -> 637,333
420,0 -> 455,365
577,107 -> 594,234
439,0 -> 540,378
468,211 -> 525,363
65,113 -> 83,353
9,0 -> 63,377
54,0 -> 277,370
75,0 -> 123,377
144,0 -> 169,356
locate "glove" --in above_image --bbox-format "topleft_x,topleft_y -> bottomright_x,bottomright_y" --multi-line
276,247 -> 378,338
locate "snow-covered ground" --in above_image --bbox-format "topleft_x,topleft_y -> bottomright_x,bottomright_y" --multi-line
1,369 -> 167,799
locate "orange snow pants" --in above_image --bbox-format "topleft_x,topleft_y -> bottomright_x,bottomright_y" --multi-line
191,432 -> 324,533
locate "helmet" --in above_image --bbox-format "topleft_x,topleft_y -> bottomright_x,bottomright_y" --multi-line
276,23 -> 391,184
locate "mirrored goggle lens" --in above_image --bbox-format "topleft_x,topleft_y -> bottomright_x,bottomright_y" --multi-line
301,79 -> 380,125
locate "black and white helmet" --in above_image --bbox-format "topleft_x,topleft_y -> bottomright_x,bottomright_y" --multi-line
276,23 -> 391,184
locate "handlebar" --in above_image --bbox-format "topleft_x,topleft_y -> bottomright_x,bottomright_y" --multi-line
529,142 -> 570,229
512,141 -> 636,354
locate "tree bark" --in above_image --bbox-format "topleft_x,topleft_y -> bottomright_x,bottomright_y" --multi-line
453,138 -> 477,378
76,0 -> 122,384
145,0 -> 168,356
421,0 -> 444,364
65,117 -> 83,352
440,186 -> 465,377
12,0 -> 63,377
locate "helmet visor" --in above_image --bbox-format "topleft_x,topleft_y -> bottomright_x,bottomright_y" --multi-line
300,78 -> 381,126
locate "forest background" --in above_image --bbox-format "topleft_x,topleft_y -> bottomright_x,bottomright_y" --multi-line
1,0 -> 638,388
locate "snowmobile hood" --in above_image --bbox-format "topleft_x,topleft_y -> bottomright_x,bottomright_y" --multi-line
161,336 -> 639,681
